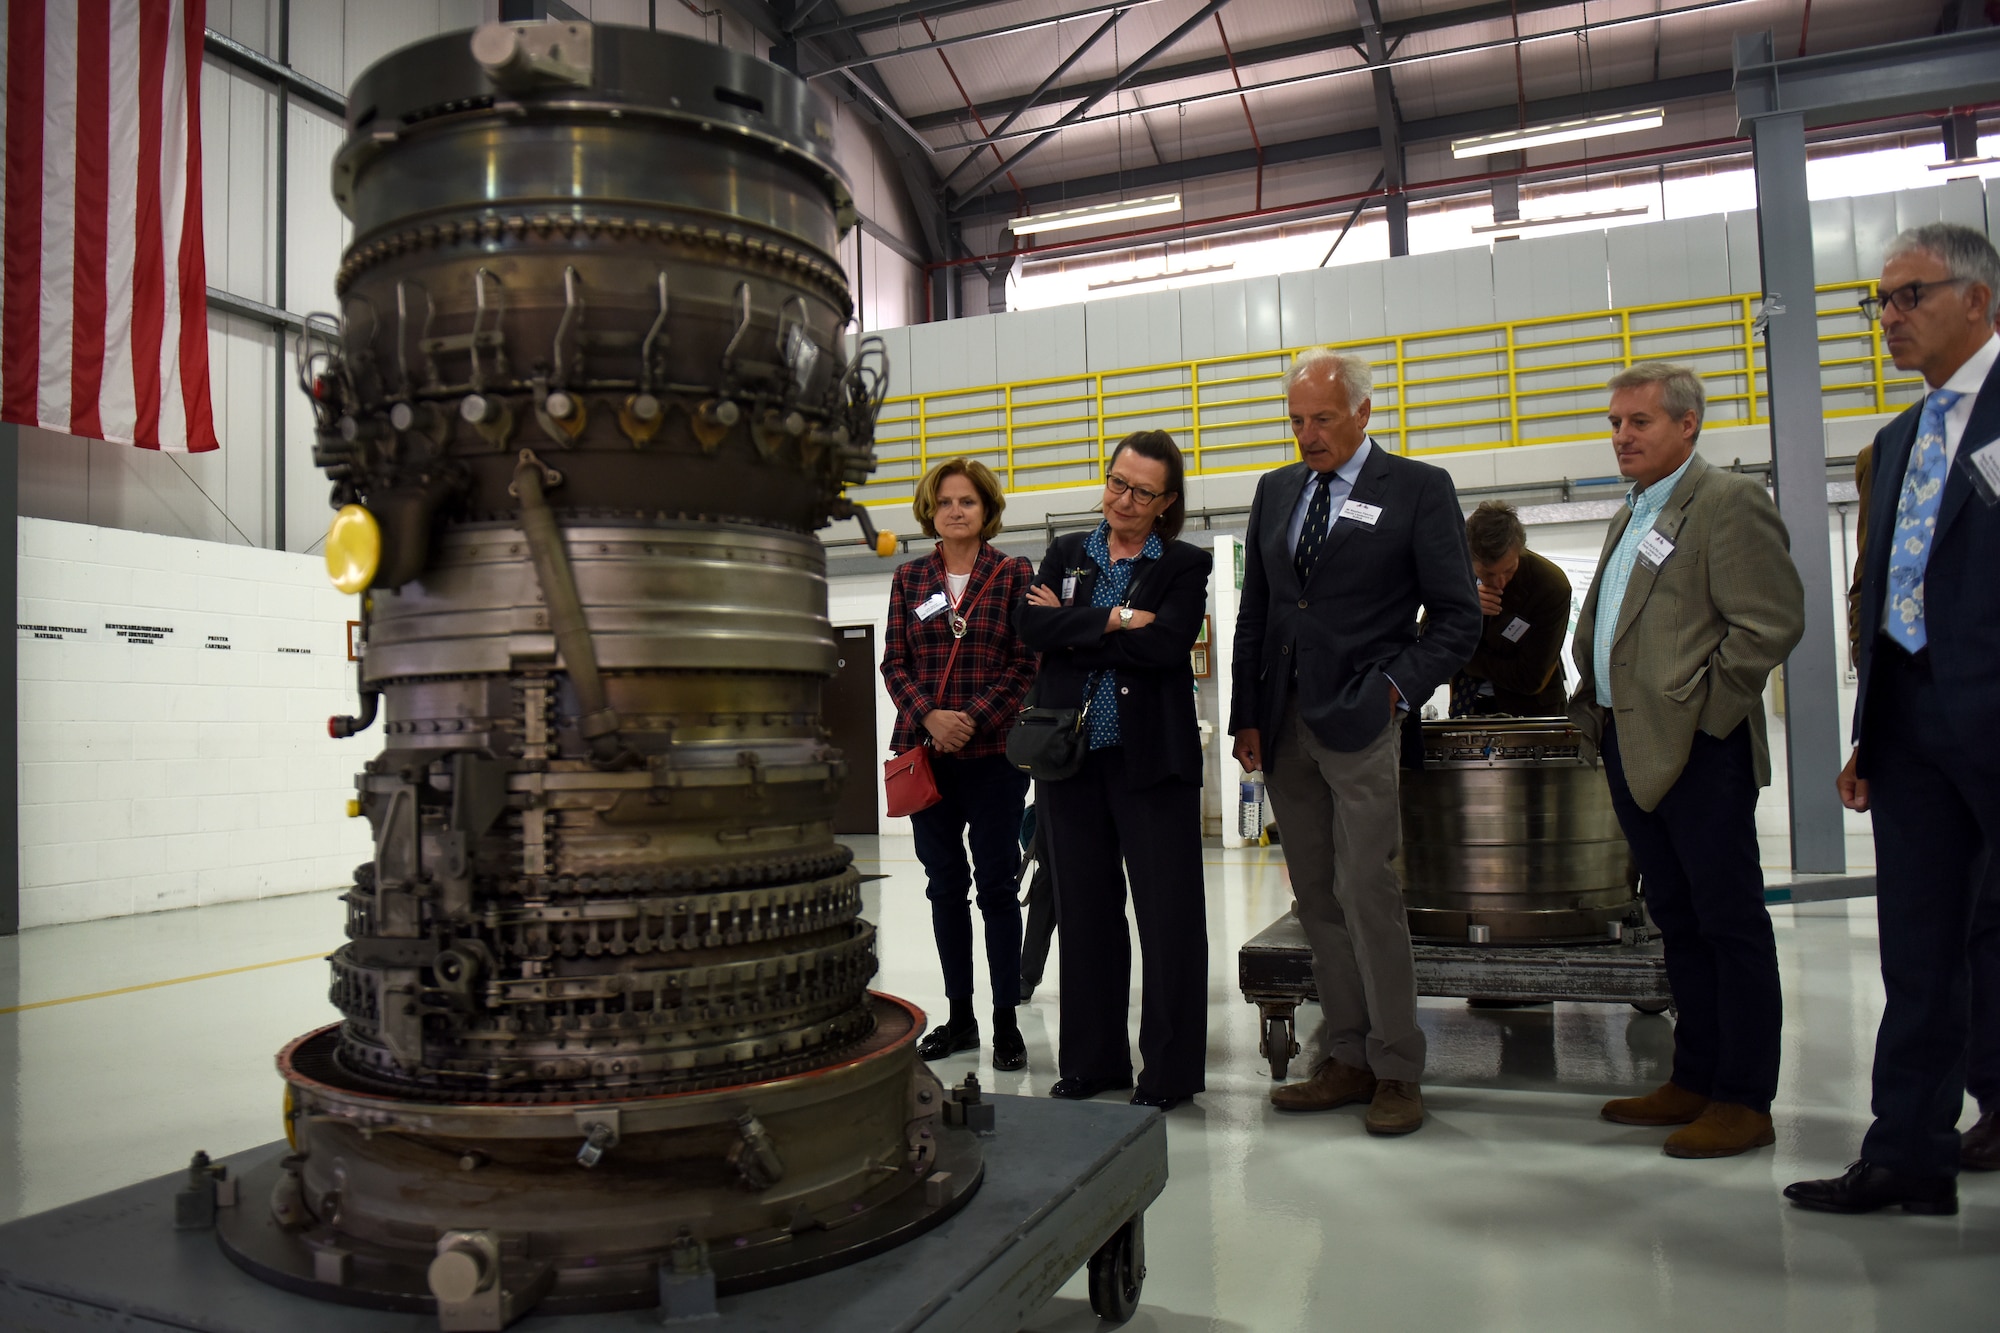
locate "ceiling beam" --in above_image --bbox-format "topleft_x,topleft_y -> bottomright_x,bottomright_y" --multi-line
937,6 -> 1129,192
905,0 -> 1579,135
954,0 -> 1240,203
947,67 -> 1733,219
1350,0 -> 1408,255
796,0 -> 1040,41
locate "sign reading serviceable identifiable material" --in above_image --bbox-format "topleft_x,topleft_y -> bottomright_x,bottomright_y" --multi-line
17,605 -> 348,656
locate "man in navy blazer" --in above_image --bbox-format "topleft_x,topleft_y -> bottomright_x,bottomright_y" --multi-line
1230,349 -> 1480,1136
1787,223 -> 2000,1217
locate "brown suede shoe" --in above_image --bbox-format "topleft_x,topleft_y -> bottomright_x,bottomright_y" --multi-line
1662,1102 -> 1775,1159
1364,1080 -> 1424,1136
1962,1111 -> 2000,1172
1270,1060 -> 1377,1112
1602,1082 -> 1710,1127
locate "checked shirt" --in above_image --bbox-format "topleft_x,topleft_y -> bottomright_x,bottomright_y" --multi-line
881,542 -> 1037,759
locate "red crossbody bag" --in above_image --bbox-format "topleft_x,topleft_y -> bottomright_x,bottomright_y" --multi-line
883,564 -> 995,818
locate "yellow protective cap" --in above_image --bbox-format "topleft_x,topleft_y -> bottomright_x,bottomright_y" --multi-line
325,504 -> 381,594
345,798 -> 362,818
874,529 -> 897,557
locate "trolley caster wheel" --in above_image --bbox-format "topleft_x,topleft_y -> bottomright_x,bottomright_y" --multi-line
1261,1013 -> 1297,1081
1087,1215 -> 1145,1324
1631,1000 -> 1671,1015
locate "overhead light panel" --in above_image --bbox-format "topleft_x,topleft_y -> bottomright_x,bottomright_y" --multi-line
1472,205 -> 1651,234
1452,108 -> 1665,160
1007,194 -> 1182,236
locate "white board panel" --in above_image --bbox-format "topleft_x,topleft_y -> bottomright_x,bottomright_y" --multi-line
1243,276 -> 1282,352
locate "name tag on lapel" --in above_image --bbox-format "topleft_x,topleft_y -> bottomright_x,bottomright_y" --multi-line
1061,575 -> 1078,604
1338,499 -> 1382,526
1637,529 -> 1676,569
914,592 -> 948,621
1501,617 -> 1531,643
1966,437 -> 2000,506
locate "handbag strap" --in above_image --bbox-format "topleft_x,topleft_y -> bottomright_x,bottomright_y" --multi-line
932,557 -> 999,698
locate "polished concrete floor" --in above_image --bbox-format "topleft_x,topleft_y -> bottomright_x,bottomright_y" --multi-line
2,838 -> 1995,1332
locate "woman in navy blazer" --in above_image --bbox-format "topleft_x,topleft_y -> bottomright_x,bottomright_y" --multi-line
1017,430 -> 1213,1110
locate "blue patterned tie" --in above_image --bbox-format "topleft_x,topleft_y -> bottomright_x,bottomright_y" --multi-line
1885,388 -> 1963,651
1294,473 -> 1333,583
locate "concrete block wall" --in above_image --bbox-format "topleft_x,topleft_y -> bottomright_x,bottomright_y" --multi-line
16,518 -> 378,928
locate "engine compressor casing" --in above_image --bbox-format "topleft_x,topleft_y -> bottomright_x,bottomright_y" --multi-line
214,21 -> 977,1326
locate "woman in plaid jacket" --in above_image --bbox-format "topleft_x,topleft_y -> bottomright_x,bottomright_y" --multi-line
881,459 -> 1038,1071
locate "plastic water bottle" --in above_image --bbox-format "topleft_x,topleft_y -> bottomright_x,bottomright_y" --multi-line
1238,776 -> 1262,839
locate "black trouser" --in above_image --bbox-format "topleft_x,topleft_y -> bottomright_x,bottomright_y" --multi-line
1966,860 -> 2000,1115
1039,747 -> 1208,1096
910,752 -> 1030,1012
1603,720 -> 1781,1113
1861,642 -> 2000,1177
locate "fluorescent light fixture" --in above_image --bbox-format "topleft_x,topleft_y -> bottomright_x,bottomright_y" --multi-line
1452,109 -> 1665,160
1007,194 -> 1182,236
1472,205 -> 1651,235
1929,155 -> 2000,172
1087,262 -> 1235,292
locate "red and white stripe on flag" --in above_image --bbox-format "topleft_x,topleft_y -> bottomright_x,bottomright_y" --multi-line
1,0 -> 219,452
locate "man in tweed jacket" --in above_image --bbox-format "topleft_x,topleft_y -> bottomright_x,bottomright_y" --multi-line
1569,362 -> 1804,1160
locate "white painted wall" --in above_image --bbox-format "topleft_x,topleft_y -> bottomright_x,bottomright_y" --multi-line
15,519 -> 379,928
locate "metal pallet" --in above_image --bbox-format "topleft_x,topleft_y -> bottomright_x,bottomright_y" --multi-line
0,1095 -> 1165,1333
1240,910 -> 1675,1079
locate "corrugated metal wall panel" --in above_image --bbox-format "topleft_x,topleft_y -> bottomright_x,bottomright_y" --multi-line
1725,210 -> 1763,296
1608,215 -> 1731,309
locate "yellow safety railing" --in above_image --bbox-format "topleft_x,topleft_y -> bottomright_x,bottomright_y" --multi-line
855,279 -> 1924,509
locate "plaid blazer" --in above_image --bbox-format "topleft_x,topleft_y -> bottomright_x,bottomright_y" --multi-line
881,543 -> 1037,759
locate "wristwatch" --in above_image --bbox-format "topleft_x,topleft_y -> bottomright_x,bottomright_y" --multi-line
1118,607 -> 1134,628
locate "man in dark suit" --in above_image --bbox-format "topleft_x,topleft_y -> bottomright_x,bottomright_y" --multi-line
1787,223 -> 2000,1215
1230,349 -> 1480,1136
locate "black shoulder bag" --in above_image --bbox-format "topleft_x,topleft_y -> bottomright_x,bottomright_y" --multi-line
1006,561 -> 1150,782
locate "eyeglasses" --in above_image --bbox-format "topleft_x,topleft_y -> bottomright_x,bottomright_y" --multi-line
1105,473 -> 1165,505
1859,277 -> 1970,321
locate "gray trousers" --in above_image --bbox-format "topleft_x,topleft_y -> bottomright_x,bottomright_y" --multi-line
1263,702 -> 1425,1082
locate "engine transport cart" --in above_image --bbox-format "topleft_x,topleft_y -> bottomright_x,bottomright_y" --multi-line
0,1095 -> 1164,1333
1239,910 -> 1674,1080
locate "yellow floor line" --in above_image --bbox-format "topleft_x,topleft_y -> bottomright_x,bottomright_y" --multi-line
0,952 -> 327,1016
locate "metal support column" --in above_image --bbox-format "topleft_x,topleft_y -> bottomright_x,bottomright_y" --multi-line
1,423 -> 17,936
1748,110 -> 1845,874
272,0 -> 290,552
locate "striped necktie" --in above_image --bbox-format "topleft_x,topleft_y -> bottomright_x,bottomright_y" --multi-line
1294,472 -> 1334,583
1885,388 -> 1962,652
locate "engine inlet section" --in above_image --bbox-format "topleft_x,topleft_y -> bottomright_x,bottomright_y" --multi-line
214,21 -> 979,1328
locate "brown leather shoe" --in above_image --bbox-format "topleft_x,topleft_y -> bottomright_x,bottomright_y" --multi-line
1962,1111 -> 2000,1172
1602,1082 -> 1710,1127
1270,1060 -> 1376,1112
1364,1079 -> 1424,1136
1662,1102 -> 1775,1159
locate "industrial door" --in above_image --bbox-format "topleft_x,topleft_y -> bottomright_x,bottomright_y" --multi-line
825,623 -> 880,835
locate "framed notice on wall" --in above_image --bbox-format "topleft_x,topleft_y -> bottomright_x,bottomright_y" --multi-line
1191,615 -> 1213,679
347,621 -> 364,661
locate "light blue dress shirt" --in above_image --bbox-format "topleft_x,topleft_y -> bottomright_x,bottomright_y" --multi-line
1593,451 -> 1697,708
1286,437 -> 1374,554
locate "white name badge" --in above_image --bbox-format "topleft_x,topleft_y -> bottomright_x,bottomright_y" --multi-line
1501,616 -> 1531,643
1967,437 -> 2000,506
1338,499 -> 1383,526
914,591 -> 949,621
1637,529 -> 1676,569
1061,575 -> 1078,604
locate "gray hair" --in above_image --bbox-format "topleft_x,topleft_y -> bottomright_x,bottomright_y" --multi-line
1607,361 -> 1706,438
1885,222 -> 2000,322
1283,348 -> 1374,410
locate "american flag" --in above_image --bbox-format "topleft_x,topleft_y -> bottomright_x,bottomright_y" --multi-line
1,0 -> 218,452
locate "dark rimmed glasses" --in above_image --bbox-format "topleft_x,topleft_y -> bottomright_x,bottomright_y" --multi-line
1859,277 -> 1971,321
1105,473 -> 1165,505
